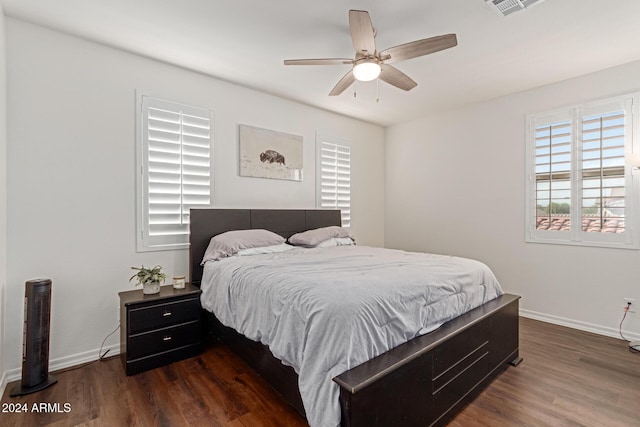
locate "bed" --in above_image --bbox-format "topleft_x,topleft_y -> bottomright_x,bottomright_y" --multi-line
189,208 -> 521,427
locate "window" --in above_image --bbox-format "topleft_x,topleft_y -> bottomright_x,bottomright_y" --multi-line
526,93 -> 639,248
136,95 -> 212,251
316,135 -> 351,227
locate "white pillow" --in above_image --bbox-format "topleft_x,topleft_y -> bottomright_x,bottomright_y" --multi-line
236,243 -> 296,256
201,229 -> 285,264
288,226 -> 350,247
315,237 -> 355,248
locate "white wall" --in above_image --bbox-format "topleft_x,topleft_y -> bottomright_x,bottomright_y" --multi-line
3,18 -> 384,376
385,60 -> 640,340
0,5 -> 7,395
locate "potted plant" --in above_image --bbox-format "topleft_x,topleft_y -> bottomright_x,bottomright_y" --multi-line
130,265 -> 166,295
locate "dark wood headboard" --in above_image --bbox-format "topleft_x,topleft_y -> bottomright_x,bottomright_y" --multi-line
189,209 -> 341,286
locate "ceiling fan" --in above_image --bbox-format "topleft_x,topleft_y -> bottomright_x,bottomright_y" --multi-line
284,10 -> 458,96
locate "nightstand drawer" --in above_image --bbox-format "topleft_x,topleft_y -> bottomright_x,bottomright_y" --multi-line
125,344 -> 201,376
128,322 -> 200,360
129,297 -> 200,334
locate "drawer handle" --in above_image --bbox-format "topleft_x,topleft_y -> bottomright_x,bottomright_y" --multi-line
163,336 -> 172,342
162,311 -> 172,317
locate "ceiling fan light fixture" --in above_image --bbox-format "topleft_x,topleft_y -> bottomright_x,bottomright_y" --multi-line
353,59 -> 381,82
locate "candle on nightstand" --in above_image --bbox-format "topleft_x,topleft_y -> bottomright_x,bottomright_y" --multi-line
173,276 -> 186,289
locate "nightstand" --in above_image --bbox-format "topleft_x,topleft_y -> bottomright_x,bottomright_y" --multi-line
119,284 -> 202,376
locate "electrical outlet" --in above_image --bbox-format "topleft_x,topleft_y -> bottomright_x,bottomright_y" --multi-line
624,297 -> 636,313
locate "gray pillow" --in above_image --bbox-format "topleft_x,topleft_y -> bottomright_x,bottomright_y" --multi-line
288,226 -> 350,247
201,229 -> 285,264
315,237 -> 355,248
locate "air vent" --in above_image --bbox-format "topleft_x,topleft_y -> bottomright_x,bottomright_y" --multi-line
486,0 -> 545,16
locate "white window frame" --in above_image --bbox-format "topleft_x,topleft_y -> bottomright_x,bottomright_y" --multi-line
525,93 -> 639,249
136,94 -> 213,252
316,134 -> 351,228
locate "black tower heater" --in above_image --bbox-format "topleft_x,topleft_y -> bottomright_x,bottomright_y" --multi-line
10,278 -> 57,396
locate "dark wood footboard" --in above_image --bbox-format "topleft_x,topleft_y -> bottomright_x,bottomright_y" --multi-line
334,293 -> 520,427
204,294 -> 520,427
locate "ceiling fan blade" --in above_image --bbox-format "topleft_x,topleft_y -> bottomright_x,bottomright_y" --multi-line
379,64 -> 417,91
329,71 -> 356,96
349,10 -> 376,56
284,58 -> 353,66
379,34 -> 457,64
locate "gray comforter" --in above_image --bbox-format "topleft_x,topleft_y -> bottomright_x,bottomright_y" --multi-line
200,245 -> 503,427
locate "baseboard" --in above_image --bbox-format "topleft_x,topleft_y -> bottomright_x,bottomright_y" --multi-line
2,343 -> 121,389
520,309 -> 640,342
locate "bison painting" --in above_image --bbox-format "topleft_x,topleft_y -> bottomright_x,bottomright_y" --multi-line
259,149 -> 286,165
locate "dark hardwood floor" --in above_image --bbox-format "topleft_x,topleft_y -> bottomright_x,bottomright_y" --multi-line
1,317 -> 639,426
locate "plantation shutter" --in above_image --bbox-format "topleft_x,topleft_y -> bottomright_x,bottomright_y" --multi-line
534,115 -> 573,232
317,138 -> 351,227
580,102 -> 628,235
139,96 -> 212,250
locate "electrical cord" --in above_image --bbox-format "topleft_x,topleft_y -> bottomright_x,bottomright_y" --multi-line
53,325 -> 121,374
98,324 -> 120,361
619,304 -> 631,342
619,303 -> 639,355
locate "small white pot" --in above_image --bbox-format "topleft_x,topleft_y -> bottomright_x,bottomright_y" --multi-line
142,281 -> 161,295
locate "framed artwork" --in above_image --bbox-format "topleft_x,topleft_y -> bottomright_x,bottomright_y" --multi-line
239,124 -> 303,181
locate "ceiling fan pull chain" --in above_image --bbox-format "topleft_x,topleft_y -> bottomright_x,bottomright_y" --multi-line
376,78 -> 380,103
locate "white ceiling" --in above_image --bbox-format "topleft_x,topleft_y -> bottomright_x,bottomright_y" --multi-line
2,0 -> 640,127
